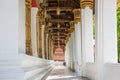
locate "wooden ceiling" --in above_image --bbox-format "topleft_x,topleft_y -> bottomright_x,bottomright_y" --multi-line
46,0 -> 80,49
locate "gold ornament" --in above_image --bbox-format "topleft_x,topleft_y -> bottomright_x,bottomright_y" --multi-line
73,9 -> 81,24
80,0 -> 93,10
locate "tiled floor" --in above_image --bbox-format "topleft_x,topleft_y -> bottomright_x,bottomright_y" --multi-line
46,62 -> 89,80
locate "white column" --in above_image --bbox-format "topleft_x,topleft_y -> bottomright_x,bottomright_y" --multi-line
74,22 -> 82,74
46,34 -> 49,59
95,0 -> 117,79
31,7 -> 38,57
95,0 -> 117,64
65,41 -> 70,68
66,41 -> 71,68
0,0 -> 25,79
73,24 -> 77,72
69,32 -> 75,71
42,25 -> 45,58
72,31 -> 76,71
69,35 -> 73,70
81,7 -> 94,76
81,7 -> 94,63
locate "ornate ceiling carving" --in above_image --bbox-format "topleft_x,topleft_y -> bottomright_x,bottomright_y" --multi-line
37,0 -> 94,50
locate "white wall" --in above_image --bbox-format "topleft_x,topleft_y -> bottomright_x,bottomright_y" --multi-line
0,0 -> 25,80
104,64 -> 120,80
0,0 -> 19,55
31,8 -> 38,57
0,0 -> 26,55
19,0 -> 26,54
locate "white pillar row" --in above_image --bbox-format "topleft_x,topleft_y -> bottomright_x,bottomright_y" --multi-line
31,7 -> 38,57
95,0 -> 117,79
74,22 -> 82,74
0,0 -> 25,79
42,25 -> 45,58
81,6 -> 94,76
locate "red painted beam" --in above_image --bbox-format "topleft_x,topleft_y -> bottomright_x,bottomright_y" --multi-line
32,0 -> 37,7
32,0 -> 41,9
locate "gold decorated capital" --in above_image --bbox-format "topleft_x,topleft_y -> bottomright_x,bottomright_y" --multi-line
69,21 -> 75,32
80,0 -> 93,10
118,0 -> 120,9
37,9 -> 46,25
25,0 -> 31,8
73,9 -> 81,24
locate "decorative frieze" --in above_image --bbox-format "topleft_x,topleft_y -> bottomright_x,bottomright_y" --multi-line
80,0 -> 93,9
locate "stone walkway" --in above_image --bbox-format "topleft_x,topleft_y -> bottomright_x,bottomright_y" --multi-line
46,62 -> 89,80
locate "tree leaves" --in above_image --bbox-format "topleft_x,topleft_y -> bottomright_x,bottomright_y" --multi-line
117,8 -> 120,61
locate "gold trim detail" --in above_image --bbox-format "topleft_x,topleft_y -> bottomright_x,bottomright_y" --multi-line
25,0 -> 32,55
36,11 -> 42,58
80,0 -> 93,10
70,21 -> 75,32
118,0 -> 120,9
73,9 -> 81,24
44,25 -> 47,59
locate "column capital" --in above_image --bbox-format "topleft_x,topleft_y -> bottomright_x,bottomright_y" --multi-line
118,0 -> 120,9
45,26 -> 49,33
25,0 -> 31,8
37,9 -> 45,25
69,21 -> 75,32
80,0 -> 93,10
73,9 -> 81,24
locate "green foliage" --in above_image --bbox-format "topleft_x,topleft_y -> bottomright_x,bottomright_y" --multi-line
117,8 -> 120,61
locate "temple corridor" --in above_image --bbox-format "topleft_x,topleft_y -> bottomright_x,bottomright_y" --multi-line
1,0 -> 120,80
